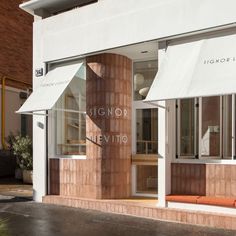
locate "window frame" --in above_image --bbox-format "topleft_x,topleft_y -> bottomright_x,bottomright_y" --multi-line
176,95 -> 236,161
47,59 -> 87,160
131,59 -> 159,197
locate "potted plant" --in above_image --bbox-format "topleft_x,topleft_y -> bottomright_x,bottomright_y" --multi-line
5,132 -> 22,179
12,135 -> 33,184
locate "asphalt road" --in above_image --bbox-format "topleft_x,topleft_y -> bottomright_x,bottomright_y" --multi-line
0,196 -> 235,236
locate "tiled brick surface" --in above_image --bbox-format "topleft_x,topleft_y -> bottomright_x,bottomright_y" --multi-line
172,163 -> 236,198
206,164 -> 236,197
86,54 -> 132,199
43,195 -> 236,230
0,0 -> 33,87
171,163 -> 206,195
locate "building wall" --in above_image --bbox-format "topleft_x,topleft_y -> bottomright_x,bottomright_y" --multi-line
30,0 -> 236,201
0,0 -> 33,87
32,0 -> 236,62
171,163 -> 236,198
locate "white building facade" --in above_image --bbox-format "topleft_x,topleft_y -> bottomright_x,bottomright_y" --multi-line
19,0 -> 236,221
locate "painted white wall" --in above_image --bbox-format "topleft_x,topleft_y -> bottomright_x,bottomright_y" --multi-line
32,15 -> 47,202
32,0 -> 236,62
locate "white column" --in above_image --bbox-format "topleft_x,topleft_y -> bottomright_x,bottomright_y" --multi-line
157,43 -> 173,207
33,19 -> 47,202
33,115 -> 47,202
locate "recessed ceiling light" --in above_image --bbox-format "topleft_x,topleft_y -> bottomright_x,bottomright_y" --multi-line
141,51 -> 148,54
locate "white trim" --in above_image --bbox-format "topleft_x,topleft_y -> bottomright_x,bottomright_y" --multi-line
199,97 -> 202,159
177,100 -> 180,158
49,156 -> 86,160
173,159 -> 236,165
167,201 -> 236,215
232,95 -> 235,160
133,193 -> 158,198
220,96 -> 223,158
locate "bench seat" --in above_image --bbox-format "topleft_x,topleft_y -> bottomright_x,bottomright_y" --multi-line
166,195 -> 236,208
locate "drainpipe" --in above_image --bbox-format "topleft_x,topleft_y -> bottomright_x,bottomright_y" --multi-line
1,76 -> 32,150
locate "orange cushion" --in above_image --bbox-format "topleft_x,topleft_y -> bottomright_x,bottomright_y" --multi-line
166,195 -> 200,204
197,196 -> 236,207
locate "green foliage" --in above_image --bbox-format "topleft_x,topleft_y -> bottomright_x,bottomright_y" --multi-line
12,135 -> 32,171
5,131 -> 18,152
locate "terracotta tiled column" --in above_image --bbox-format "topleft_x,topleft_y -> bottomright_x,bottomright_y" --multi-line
86,53 -> 132,199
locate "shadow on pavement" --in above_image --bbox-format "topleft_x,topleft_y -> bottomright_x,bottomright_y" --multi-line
0,196 -> 32,204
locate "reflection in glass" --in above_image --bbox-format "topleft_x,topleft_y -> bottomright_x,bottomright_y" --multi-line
133,60 -> 158,101
201,96 -> 220,157
136,165 -> 158,194
55,65 -> 86,156
136,109 -> 158,154
180,99 -> 196,156
223,95 -> 232,159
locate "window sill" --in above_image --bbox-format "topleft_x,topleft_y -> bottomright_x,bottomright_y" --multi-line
173,158 -> 236,165
49,155 -> 86,160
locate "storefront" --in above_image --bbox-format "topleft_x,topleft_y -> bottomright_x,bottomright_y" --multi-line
19,0 -> 236,219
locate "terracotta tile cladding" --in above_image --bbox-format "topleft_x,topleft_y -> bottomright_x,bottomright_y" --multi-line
172,163 -> 236,198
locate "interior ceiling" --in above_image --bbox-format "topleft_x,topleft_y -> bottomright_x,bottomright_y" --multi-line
106,41 -> 158,61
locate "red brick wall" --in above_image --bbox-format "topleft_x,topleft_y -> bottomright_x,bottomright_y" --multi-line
0,0 -> 33,87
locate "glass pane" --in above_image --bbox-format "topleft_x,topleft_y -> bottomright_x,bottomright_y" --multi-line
136,165 -> 158,194
180,99 -> 195,156
223,95 -> 232,159
136,109 -> 158,154
201,96 -> 220,157
133,60 -> 158,101
55,64 -> 86,156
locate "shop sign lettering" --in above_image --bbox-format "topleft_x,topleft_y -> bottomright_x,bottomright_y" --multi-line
89,107 -> 127,117
203,57 -> 236,65
89,135 -> 128,144
89,106 -> 129,144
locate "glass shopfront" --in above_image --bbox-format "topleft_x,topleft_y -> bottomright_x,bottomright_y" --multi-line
177,95 -> 235,160
48,61 -> 86,158
132,60 -> 158,196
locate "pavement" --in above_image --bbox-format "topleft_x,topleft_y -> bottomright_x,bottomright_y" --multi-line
0,178 -> 235,236
0,178 -> 32,198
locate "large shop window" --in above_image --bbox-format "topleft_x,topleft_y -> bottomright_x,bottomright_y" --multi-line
53,64 -> 86,156
16,61 -> 86,157
177,95 -> 235,159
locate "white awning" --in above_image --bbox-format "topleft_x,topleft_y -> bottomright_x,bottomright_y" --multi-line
145,34 -> 236,103
16,62 -> 83,114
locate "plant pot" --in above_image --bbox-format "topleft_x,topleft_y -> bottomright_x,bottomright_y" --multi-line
23,170 -> 33,184
15,168 -> 23,180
